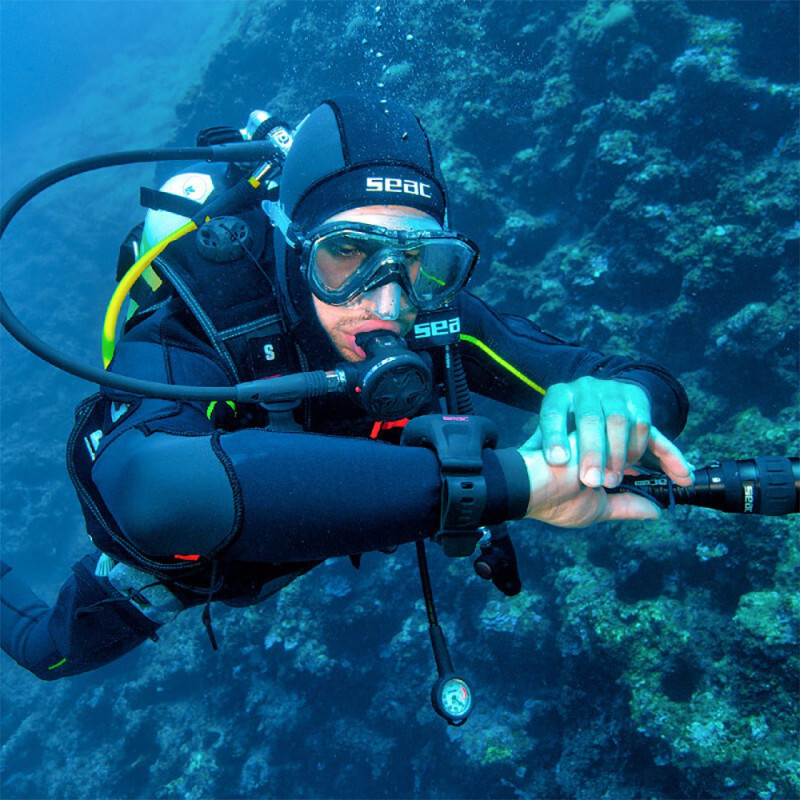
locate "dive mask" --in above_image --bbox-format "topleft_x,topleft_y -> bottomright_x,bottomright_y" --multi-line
303,223 -> 478,309
264,202 -> 478,310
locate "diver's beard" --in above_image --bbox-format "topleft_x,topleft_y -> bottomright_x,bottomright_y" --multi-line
336,314 -> 414,336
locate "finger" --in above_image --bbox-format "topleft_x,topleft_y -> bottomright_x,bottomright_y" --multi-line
573,394 -> 606,488
538,384 -> 572,465
647,427 -> 694,485
599,490 -> 662,522
519,428 -> 543,455
627,417 -> 651,466
602,404 -> 630,488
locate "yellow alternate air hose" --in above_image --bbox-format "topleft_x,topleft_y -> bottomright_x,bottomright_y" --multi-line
102,220 -> 197,367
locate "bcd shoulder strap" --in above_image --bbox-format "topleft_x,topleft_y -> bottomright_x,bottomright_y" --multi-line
119,204 -> 295,383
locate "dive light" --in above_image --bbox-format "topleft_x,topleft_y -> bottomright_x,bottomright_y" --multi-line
613,456 -> 799,515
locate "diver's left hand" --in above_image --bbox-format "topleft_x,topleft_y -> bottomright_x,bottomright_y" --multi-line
533,376 -> 693,489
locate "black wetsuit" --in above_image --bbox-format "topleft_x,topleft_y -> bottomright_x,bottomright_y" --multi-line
0,284 -> 688,680
95,290 -> 688,561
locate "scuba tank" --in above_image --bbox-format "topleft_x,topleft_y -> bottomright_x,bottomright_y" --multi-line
118,110 -> 292,339
140,110 -> 286,252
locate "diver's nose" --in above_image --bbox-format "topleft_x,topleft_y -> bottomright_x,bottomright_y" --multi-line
361,282 -> 404,320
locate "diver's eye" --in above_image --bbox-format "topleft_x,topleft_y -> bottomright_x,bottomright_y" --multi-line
334,244 -> 362,257
322,237 -> 366,260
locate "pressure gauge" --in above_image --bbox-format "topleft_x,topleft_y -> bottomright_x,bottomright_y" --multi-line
432,675 -> 473,725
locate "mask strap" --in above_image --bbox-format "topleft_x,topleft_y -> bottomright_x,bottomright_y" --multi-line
262,200 -> 300,247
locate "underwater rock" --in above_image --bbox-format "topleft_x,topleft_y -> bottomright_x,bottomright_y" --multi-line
734,590 -> 798,649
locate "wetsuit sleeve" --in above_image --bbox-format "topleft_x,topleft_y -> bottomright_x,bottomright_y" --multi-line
457,292 -> 689,438
90,310 -> 528,565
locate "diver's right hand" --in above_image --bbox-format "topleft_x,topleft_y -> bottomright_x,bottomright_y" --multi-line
518,432 -> 664,527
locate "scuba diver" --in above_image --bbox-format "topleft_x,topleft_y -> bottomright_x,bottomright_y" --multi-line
0,94 -> 694,701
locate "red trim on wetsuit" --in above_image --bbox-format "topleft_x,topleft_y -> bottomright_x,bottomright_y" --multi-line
369,418 -> 410,439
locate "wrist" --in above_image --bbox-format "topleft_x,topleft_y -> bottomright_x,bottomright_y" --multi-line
517,448 -> 551,518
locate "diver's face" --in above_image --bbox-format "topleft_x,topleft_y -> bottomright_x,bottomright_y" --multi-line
312,206 -> 436,362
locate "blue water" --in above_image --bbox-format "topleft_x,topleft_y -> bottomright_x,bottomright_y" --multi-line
1,2 -> 798,798
1,1 -> 138,139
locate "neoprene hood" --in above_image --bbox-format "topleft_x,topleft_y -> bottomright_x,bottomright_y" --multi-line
272,95 -> 449,364
279,94 -> 448,230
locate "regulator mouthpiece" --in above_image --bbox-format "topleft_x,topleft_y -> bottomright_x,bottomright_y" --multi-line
351,331 -> 434,421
